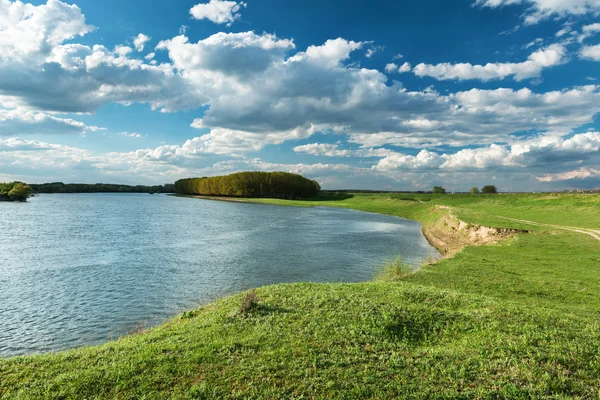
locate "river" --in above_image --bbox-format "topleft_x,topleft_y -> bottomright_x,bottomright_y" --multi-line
0,193 -> 438,357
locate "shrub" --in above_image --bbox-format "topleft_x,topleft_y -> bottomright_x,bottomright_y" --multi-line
482,185 -> 498,194
239,290 -> 259,316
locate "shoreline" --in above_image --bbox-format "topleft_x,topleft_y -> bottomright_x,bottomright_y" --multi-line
177,193 -> 527,259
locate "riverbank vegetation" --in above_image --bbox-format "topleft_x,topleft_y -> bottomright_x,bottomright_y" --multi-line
0,182 -> 33,202
174,172 -> 321,199
1,192 -> 599,398
29,182 -> 175,194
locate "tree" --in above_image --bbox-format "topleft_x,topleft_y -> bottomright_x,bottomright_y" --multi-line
482,185 -> 498,194
0,182 -> 33,202
470,187 -> 480,194
432,186 -> 446,194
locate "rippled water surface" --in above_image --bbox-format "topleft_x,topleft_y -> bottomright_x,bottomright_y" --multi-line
0,194 -> 438,357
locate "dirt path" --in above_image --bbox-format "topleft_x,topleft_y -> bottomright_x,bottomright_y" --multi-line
436,205 -> 600,242
492,216 -> 600,242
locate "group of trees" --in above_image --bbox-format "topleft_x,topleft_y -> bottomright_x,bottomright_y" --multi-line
470,185 -> 498,194
433,185 -> 498,194
0,182 -> 33,202
175,172 -> 321,199
29,182 -> 175,194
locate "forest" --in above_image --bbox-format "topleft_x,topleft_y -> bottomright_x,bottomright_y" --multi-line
29,182 -> 175,194
0,182 -> 33,202
175,172 -> 321,199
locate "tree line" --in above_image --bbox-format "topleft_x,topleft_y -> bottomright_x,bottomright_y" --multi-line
29,182 -> 175,194
433,185 -> 498,194
0,182 -> 33,202
175,172 -> 321,199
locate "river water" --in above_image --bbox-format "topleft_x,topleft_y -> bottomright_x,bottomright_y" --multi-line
0,193 -> 438,357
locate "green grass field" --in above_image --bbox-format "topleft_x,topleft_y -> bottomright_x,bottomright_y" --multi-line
1,193 -> 599,399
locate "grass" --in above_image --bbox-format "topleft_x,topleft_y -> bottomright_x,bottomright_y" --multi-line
1,192 -> 600,399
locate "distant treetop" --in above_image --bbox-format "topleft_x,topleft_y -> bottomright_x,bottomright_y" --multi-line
482,185 -> 498,194
175,172 -> 321,199
432,186 -> 446,194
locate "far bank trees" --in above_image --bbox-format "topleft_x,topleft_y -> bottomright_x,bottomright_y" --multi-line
175,172 -> 321,199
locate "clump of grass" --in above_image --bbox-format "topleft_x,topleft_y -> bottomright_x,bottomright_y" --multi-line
180,310 -> 200,320
375,256 -> 414,282
239,290 -> 259,316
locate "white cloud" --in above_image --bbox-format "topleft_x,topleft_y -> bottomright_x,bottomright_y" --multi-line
385,62 -> 411,73
293,143 -> 352,157
413,44 -> 566,81
145,52 -> 155,60
384,63 -> 398,73
536,167 -> 600,181
0,108 -> 102,136
365,45 -> 384,58
0,0 -> 94,63
114,45 -> 133,57
119,132 -> 143,139
579,23 -> 600,42
399,62 -> 412,73
579,44 -> 600,60
524,38 -> 543,48
133,33 -> 151,52
374,131 -> 600,172
475,0 -> 600,24
290,38 -> 363,68
190,0 -> 246,26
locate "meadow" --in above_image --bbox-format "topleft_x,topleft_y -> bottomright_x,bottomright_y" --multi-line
1,192 -> 599,399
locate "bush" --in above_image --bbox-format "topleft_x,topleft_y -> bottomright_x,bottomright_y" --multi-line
470,187 -> 480,194
482,185 -> 498,194
175,172 -> 321,200
432,186 -> 446,194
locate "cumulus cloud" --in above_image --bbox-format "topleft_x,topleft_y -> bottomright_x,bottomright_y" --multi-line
385,62 -> 411,73
289,38 -> 363,68
475,0 -> 600,24
0,0 -> 94,63
413,44 -> 566,81
536,167 -> 600,181
373,131 -> 600,172
190,0 -> 246,26
133,33 -> 151,52
579,44 -> 600,60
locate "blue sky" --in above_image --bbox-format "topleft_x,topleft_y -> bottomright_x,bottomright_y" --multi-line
1,0 -> 600,190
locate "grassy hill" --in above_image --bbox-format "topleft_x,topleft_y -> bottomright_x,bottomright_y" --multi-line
1,193 -> 599,399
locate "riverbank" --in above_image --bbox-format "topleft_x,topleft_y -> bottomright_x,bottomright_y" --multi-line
1,193 -> 599,398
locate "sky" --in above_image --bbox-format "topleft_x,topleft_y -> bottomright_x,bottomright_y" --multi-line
1,0 -> 600,191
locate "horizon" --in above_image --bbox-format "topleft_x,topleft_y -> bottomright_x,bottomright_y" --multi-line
1,0 -> 600,191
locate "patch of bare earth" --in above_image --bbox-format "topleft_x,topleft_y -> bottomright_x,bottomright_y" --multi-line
423,206 -> 527,256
